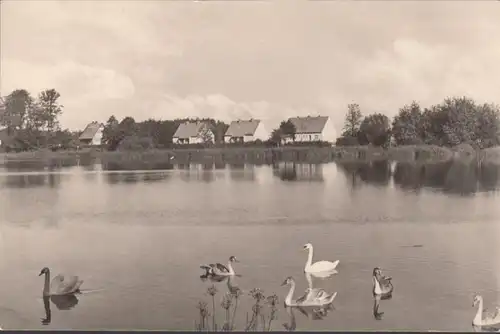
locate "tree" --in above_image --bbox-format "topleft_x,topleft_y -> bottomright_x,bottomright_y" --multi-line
342,103 -> 363,137
269,128 -> 283,146
37,89 -> 63,132
102,115 -> 120,148
1,89 -> 33,131
359,113 -> 391,147
199,124 -> 214,145
391,101 -> 423,145
279,120 -> 296,141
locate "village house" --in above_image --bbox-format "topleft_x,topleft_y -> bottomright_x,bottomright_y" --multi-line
224,119 -> 269,143
79,121 -> 105,146
172,121 -> 214,145
285,115 -> 337,143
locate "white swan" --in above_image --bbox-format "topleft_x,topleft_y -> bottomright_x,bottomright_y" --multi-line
281,276 -> 337,307
303,272 -> 336,303
200,256 -> 239,277
472,294 -> 500,327
303,243 -> 339,273
39,267 -> 84,296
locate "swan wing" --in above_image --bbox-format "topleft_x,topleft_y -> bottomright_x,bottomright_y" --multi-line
51,275 -> 82,295
483,307 -> 500,321
295,289 -> 311,304
215,263 -> 229,273
310,260 -> 339,271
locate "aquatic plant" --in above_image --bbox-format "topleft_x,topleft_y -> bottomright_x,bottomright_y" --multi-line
195,285 -> 279,332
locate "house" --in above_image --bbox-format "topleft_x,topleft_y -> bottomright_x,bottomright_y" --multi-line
285,115 -> 337,143
172,121 -> 214,145
224,119 -> 269,143
79,121 -> 105,146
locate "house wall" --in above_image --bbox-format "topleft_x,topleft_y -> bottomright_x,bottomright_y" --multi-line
91,126 -> 104,146
322,117 -> 337,143
253,122 -> 269,141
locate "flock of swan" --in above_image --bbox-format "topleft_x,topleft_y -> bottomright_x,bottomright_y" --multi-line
0,243 -> 496,330
200,242 -> 500,330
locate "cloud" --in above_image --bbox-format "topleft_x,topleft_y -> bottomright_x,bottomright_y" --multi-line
1,0 -> 500,132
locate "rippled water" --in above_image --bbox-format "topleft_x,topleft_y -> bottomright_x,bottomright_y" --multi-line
0,160 -> 498,331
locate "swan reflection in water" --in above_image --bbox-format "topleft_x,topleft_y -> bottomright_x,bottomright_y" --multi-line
372,287 -> 393,321
41,294 -> 80,325
282,303 -> 335,331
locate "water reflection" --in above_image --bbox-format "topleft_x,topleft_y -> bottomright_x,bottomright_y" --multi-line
336,158 -> 500,194
282,303 -> 335,331
228,164 -> 256,182
41,294 -> 80,326
0,168 -> 62,189
102,171 -> 170,185
273,163 -> 324,182
178,164 -> 215,183
373,294 -> 388,321
335,160 -> 391,188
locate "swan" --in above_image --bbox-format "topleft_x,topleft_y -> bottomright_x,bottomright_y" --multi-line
303,243 -> 339,273
372,267 -> 393,296
281,276 -> 337,307
39,267 -> 84,296
472,294 -> 500,327
304,272 -> 336,303
200,256 -> 239,277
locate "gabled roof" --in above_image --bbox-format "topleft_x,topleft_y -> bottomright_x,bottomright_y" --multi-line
288,116 -> 328,134
225,119 -> 261,137
173,121 -> 210,138
79,121 -> 103,140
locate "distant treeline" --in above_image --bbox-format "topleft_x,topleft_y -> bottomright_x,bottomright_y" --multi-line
2,89 -> 499,152
336,97 -> 500,149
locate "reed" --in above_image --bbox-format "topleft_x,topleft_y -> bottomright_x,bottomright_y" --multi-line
195,285 -> 279,332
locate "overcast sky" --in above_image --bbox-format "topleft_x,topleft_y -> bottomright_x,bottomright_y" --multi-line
1,0 -> 500,131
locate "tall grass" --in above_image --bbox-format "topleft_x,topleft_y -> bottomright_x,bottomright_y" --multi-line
195,285 -> 279,332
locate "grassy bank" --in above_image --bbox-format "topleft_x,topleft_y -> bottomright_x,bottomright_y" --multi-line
0,145 -> 496,168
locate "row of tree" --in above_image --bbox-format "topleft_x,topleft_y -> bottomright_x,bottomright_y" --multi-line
337,97 -> 500,149
0,89 -> 75,150
2,89 -> 499,151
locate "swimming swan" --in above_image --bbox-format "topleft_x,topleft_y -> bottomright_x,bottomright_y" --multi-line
472,294 -> 500,327
39,267 -> 84,296
372,267 -> 393,297
281,276 -> 337,307
303,243 -> 339,273
200,256 -> 239,277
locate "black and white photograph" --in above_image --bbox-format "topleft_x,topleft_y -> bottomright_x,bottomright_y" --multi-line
0,0 -> 499,331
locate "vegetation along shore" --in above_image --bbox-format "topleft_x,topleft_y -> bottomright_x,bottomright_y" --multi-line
1,88 -> 499,167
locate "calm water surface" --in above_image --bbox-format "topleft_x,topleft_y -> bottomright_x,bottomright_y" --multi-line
0,160 -> 499,331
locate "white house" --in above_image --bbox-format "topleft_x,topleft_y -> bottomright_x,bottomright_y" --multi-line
224,119 -> 269,143
284,115 -> 337,143
79,121 -> 105,146
172,121 -> 215,145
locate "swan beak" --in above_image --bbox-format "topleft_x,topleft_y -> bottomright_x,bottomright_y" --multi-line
281,280 -> 287,286
38,271 -> 43,276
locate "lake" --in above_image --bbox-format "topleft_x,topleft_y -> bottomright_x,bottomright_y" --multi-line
0,158 -> 499,331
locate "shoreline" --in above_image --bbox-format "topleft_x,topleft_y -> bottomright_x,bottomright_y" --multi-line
1,144 -> 499,166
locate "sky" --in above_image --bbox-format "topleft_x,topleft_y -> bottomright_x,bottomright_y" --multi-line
1,0 -> 500,132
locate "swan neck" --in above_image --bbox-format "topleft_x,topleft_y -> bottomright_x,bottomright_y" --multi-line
305,247 -> 314,270
43,272 -> 51,296
227,261 -> 235,275
474,299 -> 483,324
285,282 -> 296,306
305,273 -> 313,289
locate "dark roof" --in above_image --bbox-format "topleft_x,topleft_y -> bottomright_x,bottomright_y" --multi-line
79,121 -> 103,140
288,116 -> 329,134
225,119 -> 261,137
173,121 -> 210,138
